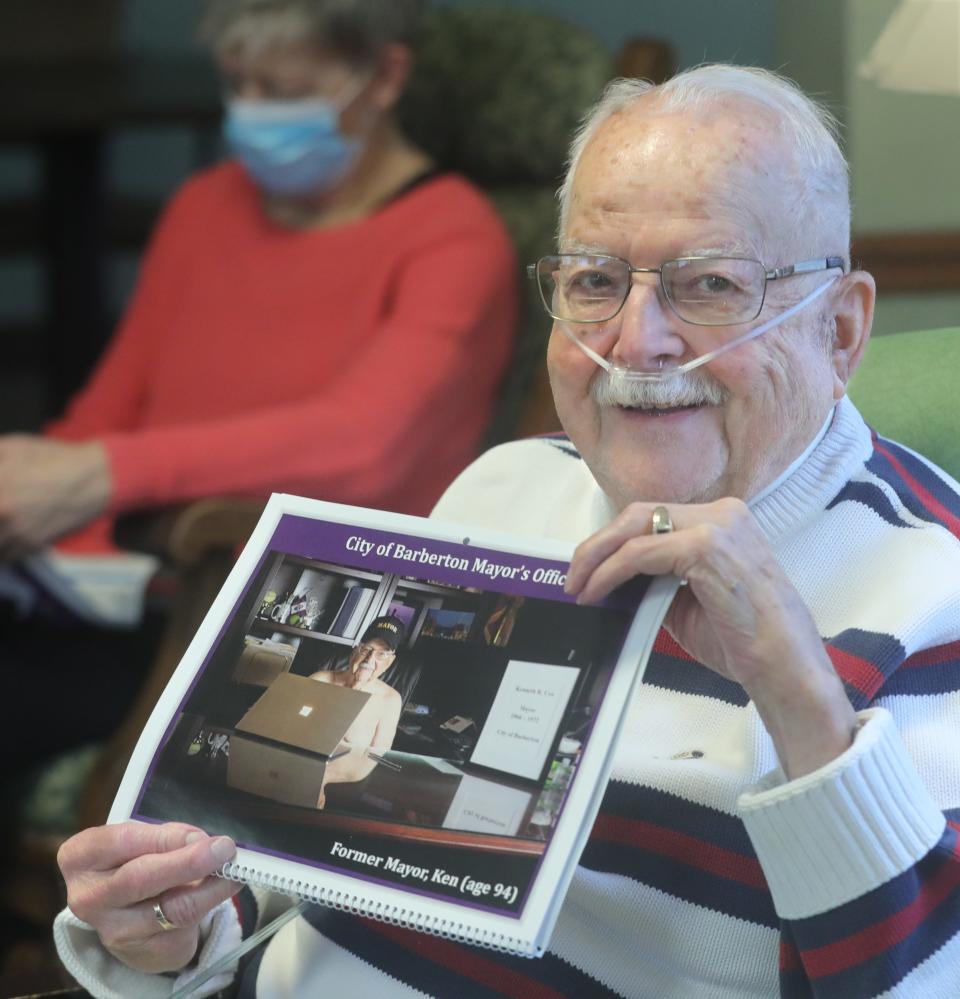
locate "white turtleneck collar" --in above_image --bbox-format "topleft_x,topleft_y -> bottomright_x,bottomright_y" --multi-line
749,396 -> 874,543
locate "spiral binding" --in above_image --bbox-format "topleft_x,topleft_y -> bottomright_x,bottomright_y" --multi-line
217,860 -> 542,957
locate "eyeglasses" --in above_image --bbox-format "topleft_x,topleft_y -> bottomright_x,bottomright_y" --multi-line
354,643 -> 395,665
528,254 -> 846,327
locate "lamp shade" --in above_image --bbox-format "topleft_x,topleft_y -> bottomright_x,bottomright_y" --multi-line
859,0 -> 960,95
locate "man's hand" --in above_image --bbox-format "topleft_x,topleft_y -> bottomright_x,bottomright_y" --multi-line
0,434 -> 111,558
58,821 -> 241,975
565,498 -> 857,780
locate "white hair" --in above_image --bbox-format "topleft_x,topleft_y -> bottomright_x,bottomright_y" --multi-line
199,0 -> 425,66
557,64 -> 850,263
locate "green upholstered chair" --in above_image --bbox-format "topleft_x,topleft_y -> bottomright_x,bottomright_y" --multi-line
847,326 -> 960,481
397,5 -> 614,445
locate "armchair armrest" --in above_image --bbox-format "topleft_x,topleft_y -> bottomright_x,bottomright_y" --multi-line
114,497 -> 266,567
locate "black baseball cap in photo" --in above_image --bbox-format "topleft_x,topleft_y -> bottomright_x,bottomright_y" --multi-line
360,615 -> 405,651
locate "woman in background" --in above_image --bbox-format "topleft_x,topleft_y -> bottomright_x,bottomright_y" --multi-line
0,0 -> 516,558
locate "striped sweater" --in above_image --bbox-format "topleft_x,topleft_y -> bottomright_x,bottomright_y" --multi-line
54,396 -> 960,998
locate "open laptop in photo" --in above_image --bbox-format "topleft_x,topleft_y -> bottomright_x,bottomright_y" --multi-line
235,672 -> 370,756
228,673 -> 372,807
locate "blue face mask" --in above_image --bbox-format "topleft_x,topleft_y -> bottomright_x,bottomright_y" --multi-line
224,97 -> 363,196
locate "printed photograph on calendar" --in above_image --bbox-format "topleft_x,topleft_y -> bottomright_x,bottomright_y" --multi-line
110,495 -> 677,954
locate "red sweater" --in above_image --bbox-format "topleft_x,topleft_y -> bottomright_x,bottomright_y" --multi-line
48,164 -> 517,551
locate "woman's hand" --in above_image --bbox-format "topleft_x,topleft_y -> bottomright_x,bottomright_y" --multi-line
565,498 -> 857,779
0,435 -> 111,557
58,821 -> 241,974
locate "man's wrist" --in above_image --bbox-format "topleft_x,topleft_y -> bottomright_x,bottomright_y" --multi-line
747,667 -> 856,780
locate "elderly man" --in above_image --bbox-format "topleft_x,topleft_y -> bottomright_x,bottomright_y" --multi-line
55,65 -> 960,997
309,615 -> 405,750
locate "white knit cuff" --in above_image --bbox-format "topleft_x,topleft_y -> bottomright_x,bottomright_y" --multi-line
738,707 -> 945,919
53,898 -> 241,999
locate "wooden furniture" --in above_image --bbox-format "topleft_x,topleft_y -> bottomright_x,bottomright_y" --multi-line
143,746 -> 548,857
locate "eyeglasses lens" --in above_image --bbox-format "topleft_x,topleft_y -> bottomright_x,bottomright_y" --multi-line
538,255 -> 768,326
540,256 -> 627,324
357,644 -> 392,664
662,258 -> 766,325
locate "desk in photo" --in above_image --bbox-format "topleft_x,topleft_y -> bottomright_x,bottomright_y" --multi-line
146,746 -> 550,859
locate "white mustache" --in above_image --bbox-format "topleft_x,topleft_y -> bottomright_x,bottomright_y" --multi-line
592,368 -> 728,410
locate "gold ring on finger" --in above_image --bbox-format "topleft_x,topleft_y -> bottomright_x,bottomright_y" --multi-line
153,901 -> 177,932
651,505 -> 674,535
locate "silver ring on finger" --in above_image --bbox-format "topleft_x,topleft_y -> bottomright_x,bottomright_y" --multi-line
153,901 -> 177,932
651,505 -> 674,535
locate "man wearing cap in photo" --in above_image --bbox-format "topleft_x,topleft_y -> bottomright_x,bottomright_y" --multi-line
308,615 -> 405,750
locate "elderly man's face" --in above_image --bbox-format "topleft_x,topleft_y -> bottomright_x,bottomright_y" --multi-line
348,638 -> 395,682
549,104 -> 845,509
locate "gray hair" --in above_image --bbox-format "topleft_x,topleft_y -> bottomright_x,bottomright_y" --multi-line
199,0 -> 425,66
557,64 -> 850,262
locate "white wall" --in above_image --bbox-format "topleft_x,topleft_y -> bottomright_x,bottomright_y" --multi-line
846,0 -> 960,333
778,0 -> 960,335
